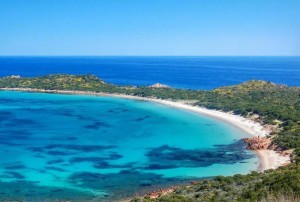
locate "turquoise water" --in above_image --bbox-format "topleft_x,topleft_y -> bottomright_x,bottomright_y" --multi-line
0,91 -> 258,201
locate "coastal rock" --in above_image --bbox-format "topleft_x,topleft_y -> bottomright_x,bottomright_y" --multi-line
148,187 -> 176,199
7,75 -> 21,79
244,137 -> 272,150
149,83 -> 170,88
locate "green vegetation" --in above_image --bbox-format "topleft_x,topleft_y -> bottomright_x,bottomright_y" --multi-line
132,164 -> 300,202
1,74 -> 300,201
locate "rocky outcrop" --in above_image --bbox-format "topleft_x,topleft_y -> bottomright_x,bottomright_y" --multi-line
148,187 -> 176,199
7,75 -> 21,78
244,137 -> 272,150
149,83 -> 170,89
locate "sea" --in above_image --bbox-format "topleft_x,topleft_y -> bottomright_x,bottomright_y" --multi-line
0,56 -> 298,201
0,56 -> 300,89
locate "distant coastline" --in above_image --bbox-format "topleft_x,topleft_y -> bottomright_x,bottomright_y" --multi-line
0,87 -> 291,172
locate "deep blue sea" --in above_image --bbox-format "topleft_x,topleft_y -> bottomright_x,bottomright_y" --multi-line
0,56 -> 300,89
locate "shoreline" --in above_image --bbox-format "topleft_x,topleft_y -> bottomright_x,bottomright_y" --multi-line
0,87 -> 291,171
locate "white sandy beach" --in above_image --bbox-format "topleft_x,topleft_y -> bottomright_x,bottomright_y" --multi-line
0,88 -> 291,171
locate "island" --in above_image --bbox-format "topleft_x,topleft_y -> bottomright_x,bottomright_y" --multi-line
0,74 -> 299,202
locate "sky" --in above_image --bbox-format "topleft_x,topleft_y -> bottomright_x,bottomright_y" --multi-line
0,0 -> 299,56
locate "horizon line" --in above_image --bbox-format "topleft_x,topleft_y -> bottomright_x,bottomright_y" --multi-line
0,55 -> 299,57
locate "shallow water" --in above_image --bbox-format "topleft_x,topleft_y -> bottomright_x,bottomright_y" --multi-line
0,91 -> 258,201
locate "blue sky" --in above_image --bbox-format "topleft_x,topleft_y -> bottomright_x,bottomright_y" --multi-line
0,0 -> 299,56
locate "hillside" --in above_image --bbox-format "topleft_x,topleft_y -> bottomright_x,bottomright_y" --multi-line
132,164 -> 300,202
